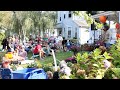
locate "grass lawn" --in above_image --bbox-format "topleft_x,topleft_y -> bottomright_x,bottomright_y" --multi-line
0,50 -> 89,65
0,50 -> 73,64
27,51 -> 73,64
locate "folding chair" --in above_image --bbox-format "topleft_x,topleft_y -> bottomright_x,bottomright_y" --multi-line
31,53 -> 39,59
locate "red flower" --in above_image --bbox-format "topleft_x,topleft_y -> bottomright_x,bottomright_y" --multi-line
116,23 -> 120,29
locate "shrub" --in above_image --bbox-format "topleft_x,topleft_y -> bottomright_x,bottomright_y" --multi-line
42,63 -> 53,72
70,45 -> 81,55
65,57 -> 77,64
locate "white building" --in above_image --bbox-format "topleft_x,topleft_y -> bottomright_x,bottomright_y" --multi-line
55,11 -> 90,44
55,11 -> 120,45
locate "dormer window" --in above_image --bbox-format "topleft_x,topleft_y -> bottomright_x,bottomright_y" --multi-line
68,11 -> 72,18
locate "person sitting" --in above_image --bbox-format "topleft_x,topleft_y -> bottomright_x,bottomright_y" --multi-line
32,42 -> 45,60
24,42 -> 32,53
12,48 -> 25,61
7,45 -> 14,53
50,43 -> 57,52
18,47 -> 27,60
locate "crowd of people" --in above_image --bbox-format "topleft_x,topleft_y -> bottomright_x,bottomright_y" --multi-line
1,34 -> 74,61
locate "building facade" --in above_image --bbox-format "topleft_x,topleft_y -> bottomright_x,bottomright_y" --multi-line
55,11 -> 90,44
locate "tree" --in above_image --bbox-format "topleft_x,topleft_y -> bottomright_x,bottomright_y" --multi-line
86,11 -> 98,15
0,11 -> 57,41
0,11 -> 13,36
73,11 -> 103,29
12,11 -> 28,42
40,11 -> 57,36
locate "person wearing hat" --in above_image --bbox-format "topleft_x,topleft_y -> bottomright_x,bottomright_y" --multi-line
101,23 -> 112,48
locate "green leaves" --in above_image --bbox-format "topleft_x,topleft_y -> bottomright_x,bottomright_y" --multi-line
73,11 -> 103,29
93,48 -> 102,57
76,52 -> 89,63
0,32 -> 5,41
0,11 -> 57,38
111,68 -> 120,78
76,53 -> 82,63
82,52 -> 89,59
93,64 -> 99,68
103,52 -> 114,60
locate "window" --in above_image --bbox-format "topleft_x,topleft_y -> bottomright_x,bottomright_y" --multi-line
64,28 -> 65,33
59,30 -> 62,35
75,28 -> 77,38
60,17 -> 61,21
68,27 -> 71,38
68,11 -> 72,18
64,14 -> 65,19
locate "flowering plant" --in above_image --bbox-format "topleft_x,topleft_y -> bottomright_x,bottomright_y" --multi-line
70,45 -> 81,55
65,57 -> 77,63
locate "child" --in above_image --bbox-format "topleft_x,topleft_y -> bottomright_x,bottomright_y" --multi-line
47,71 -> 53,79
66,40 -> 71,51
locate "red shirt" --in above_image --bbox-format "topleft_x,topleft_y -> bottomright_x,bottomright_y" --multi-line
33,45 -> 42,54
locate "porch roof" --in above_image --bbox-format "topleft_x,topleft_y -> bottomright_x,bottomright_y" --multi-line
55,23 -> 62,29
92,11 -> 120,22
73,20 -> 89,28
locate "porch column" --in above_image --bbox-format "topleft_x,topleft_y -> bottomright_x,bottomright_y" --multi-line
109,20 -> 110,28
119,11 -> 120,23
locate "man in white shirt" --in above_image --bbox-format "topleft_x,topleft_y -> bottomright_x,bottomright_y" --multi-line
58,34 -> 63,50
55,36 -> 59,44
58,34 -> 63,41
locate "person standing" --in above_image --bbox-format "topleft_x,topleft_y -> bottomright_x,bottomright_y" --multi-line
101,24 -> 111,48
62,37 -> 67,51
55,36 -> 60,50
58,34 -> 63,50
1,38 -> 9,51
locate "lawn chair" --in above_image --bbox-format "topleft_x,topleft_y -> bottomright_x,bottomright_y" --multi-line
31,50 -> 46,60
31,53 -> 39,59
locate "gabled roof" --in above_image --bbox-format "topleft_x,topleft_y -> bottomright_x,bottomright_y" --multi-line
73,20 -> 89,28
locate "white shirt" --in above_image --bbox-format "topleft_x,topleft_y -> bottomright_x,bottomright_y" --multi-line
58,36 -> 63,41
55,37 -> 59,43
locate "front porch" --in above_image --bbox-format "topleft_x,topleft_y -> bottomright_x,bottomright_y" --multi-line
92,11 -> 120,24
55,23 -> 63,36
90,11 -> 120,44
